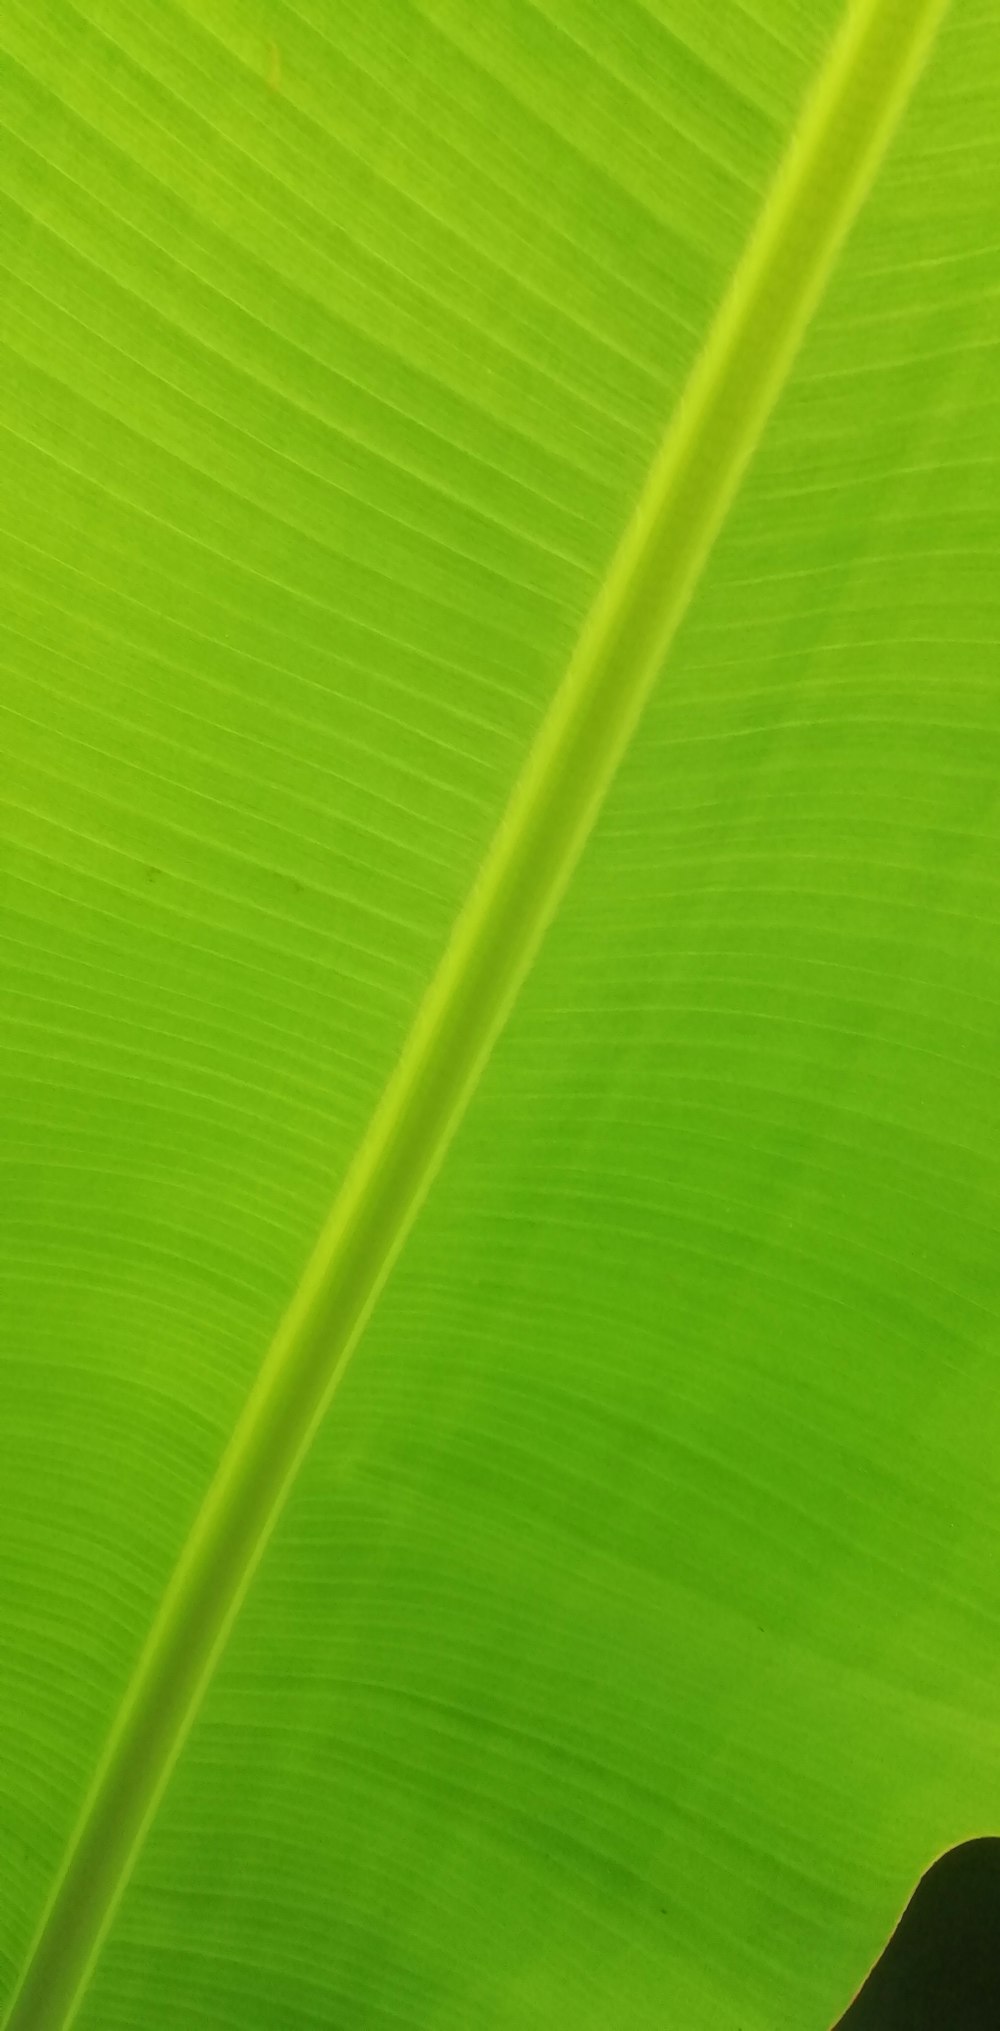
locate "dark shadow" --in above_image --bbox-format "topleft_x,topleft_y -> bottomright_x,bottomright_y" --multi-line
834,1840 -> 1000,2029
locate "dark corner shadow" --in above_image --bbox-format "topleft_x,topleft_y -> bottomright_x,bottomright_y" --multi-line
832,1839 -> 1000,2030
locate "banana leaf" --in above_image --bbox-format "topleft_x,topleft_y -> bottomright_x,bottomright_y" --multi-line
2,3 -> 999,2027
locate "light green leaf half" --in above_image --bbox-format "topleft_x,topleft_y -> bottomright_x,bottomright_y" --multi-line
1,3 -> 997,2029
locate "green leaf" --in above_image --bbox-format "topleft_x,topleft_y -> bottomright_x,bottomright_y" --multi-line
0,2 -> 996,2028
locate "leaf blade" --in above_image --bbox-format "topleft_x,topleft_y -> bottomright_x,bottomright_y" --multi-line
0,1 -> 950,2025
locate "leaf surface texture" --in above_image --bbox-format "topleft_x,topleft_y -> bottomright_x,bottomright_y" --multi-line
1,2 -> 998,2028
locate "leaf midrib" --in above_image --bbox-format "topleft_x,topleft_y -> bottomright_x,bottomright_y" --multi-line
2,1 -> 949,2024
